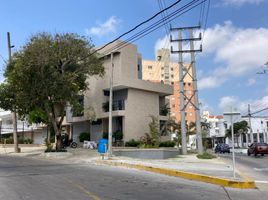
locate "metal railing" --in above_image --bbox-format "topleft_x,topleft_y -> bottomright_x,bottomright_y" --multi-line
102,100 -> 125,112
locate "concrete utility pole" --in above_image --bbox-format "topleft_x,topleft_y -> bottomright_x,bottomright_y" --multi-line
108,52 -> 114,156
248,104 -> 254,143
189,28 -> 203,154
170,25 -> 203,154
7,32 -> 19,153
178,30 -> 187,155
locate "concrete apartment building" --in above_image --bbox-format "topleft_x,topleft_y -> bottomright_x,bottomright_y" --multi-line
64,41 -> 173,143
142,48 -> 196,124
0,43 -> 173,145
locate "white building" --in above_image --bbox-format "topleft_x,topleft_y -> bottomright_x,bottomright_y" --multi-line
202,111 -> 226,148
0,111 -> 46,144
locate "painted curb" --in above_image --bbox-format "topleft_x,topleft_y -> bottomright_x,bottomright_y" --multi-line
96,160 -> 256,189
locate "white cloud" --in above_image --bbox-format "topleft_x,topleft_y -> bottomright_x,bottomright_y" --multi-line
199,21 -> 268,89
219,96 -> 239,110
198,76 -> 226,89
246,78 -> 256,86
221,0 -> 264,6
86,16 -> 121,37
199,98 -> 214,114
219,95 -> 268,114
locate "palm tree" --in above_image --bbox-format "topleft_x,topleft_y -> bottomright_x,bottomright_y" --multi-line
225,120 -> 249,147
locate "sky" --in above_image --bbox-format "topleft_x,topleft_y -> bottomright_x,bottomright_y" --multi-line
0,0 -> 268,116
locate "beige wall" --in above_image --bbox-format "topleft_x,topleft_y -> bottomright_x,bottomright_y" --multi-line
142,49 -> 195,124
74,42 -> 173,142
124,88 -> 160,141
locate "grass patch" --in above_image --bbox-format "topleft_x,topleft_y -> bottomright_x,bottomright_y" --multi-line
196,152 -> 217,159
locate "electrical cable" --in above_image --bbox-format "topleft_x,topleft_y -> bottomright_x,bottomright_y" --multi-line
101,0 -> 207,56
90,0 -> 183,57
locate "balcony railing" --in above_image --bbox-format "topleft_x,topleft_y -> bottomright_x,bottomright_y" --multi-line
102,100 -> 125,112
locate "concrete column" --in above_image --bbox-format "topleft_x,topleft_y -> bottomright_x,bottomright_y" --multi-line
257,130 -> 260,143
246,134 -> 249,146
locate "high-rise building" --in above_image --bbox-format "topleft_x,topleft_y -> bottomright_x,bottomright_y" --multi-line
142,48 -> 196,124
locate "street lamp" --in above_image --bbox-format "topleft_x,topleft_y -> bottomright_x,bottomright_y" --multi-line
224,107 -> 240,179
0,118 -> 2,143
108,52 -> 114,157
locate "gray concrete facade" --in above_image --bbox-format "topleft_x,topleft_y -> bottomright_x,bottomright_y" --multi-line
68,41 -> 173,143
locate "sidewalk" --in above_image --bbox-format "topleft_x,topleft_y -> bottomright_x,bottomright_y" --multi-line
0,147 -> 256,188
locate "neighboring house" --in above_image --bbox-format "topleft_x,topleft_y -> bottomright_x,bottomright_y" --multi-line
63,41 -> 173,144
241,116 -> 268,144
0,112 -> 46,144
142,48 -> 196,124
202,111 -> 226,148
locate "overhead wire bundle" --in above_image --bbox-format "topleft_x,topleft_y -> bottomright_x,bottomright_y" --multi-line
81,0 -> 209,62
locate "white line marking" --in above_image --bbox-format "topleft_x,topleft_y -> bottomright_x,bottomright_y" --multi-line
253,167 -> 268,171
255,180 -> 268,184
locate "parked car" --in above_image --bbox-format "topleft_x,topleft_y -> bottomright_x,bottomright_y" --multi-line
215,143 -> 230,154
247,142 -> 268,156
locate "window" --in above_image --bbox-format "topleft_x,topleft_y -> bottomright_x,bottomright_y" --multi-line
161,74 -> 164,77
161,67 -> 164,70
171,75 -> 174,78
189,113 -> 193,116
172,104 -> 175,108
188,83 -> 191,86
103,90 -> 110,96
148,65 -> 152,69
171,81 -> 174,85
137,64 -> 140,71
171,67 -> 173,71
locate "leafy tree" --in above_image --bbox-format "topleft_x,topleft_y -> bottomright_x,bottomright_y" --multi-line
225,120 -> 248,147
0,32 -> 104,150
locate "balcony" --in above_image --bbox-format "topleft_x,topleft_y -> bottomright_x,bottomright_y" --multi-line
159,104 -> 170,116
102,100 -> 125,112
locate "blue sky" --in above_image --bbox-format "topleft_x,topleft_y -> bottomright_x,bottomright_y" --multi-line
0,0 -> 268,116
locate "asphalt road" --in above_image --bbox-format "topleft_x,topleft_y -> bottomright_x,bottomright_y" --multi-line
0,155 -> 266,200
218,153 -> 268,182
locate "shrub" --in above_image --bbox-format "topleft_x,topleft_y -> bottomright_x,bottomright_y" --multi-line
125,139 -> 141,147
79,132 -> 90,142
159,141 -> 176,147
113,130 -> 123,141
103,132 -> 108,139
196,152 -> 217,159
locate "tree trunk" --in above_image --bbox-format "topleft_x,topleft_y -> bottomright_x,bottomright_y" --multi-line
45,107 -> 62,151
12,112 -> 19,153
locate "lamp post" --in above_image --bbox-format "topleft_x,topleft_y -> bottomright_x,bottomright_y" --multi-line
108,52 -> 114,157
0,118 -> 2,143
224,107 -> 240,179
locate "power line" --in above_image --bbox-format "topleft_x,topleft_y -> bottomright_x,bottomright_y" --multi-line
92,0 -> 183,55
101,0 -> 207,56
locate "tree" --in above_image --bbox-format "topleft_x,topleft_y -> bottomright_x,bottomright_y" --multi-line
0,33 -> 104,150
225,120 -> 248,147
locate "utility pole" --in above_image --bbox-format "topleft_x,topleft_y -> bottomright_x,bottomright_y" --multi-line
178,29 -> 187,155
108,52 -> 114,156
248,104 -> 254,143
170,25 -> 203,154
7,32 -> 19,153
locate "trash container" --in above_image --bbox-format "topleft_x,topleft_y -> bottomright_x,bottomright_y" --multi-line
98,139 -> 108,153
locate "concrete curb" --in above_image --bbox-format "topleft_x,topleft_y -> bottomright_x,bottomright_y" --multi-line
96,160 -> 256,189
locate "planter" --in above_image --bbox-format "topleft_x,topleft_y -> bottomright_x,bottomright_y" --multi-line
113,148 -> 180,159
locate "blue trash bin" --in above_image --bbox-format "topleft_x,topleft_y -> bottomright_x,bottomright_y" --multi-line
98,139 -> 108,153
